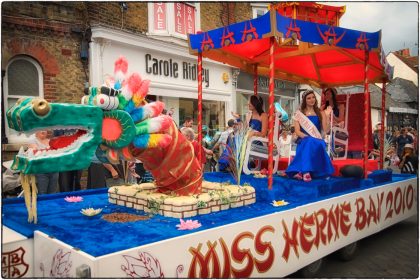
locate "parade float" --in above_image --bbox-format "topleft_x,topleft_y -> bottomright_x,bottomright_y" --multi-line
2,3 -> 417,278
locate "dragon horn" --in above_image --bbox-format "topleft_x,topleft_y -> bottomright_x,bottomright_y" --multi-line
135,115 -> 173,135
131,101 -> 165,123
133,80 -> 150,107
133,134 -> 172,149
114,56 -> 129,82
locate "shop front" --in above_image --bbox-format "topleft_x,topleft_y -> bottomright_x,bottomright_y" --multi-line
235,71 -> 298,127
89,27 -> 234,135
387,107 -> 418,131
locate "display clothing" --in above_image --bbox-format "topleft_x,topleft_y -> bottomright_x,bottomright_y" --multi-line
191,140 -> 207,165
286,114 -> 334,178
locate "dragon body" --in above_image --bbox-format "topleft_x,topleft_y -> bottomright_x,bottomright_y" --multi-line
7,57 -> 202,222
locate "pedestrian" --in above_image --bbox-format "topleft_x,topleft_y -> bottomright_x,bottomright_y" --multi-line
398,144 -> 418,174
214,119 -> 236,157
181,127 -> 212,170
51,129 -> 82,192
181,116 -> 193,129
396,128 -> 414,158
279,130 -> 292,157
27,130 -> 59,195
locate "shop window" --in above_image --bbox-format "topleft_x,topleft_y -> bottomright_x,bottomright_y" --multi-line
4,56 -> 44,143
178,98 -> 226,137
236,93 -> 295,127
252,3 -> 268,18
148,3 -> 200,39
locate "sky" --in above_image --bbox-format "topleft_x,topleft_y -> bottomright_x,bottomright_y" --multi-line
322,2 -> 419,55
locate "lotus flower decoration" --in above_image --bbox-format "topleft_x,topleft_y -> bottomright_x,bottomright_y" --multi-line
271,200 -> 289,207
80,208 -> 103,216
176,219 -> 202,230
64,196 -> 83,202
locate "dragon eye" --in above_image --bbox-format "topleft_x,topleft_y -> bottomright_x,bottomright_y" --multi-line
32,98 -> 51,116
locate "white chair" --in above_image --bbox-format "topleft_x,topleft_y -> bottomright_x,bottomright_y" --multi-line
330,94 -> 350,160
243,112 -> 281,175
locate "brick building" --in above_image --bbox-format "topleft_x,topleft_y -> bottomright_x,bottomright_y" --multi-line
2,2 -> 298,158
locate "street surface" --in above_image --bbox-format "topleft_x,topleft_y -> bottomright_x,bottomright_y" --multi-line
297,214 -> 418,278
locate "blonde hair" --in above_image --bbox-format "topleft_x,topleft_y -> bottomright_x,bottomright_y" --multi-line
181,127 -> 195,141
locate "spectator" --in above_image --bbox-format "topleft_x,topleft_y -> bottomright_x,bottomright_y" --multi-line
181,116 -> 193,128
181,127 -> 212,169
373,123 -> 392,150
279,130 -> 292,157
399,144 -> 418,174
27,130 -> 59,195
396,128 -> 414,158
214,119 -> 236,156
51,129 -> 82,192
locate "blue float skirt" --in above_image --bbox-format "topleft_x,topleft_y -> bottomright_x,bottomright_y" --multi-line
286,136 -> 335,178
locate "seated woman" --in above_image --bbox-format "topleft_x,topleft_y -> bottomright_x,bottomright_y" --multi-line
286,90 -> 334,182
246,95 -> 268,138
219,95 -> 268,171
321,87 -> 345,127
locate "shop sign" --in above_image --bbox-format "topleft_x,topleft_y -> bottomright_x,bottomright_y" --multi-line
237,72 -> 296,97
389,107 -> 418,114
153,3 -> 167,31
174,3 -> 196,35
145,54 -> 210,87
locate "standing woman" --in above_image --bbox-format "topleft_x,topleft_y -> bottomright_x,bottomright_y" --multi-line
286,90 -> 334,182
247,95 -> 268,138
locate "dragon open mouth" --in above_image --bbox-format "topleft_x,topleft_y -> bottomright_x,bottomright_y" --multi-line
19,127 -> 92,159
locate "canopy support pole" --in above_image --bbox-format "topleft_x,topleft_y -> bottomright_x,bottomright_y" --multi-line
380,80 -> 386,169
268,36 -> 275,190
363,50 -> 369,178
197,52 -> 203,167
253,64 -> 258,96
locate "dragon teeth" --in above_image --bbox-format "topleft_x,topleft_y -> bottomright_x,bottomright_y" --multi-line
27,149 -> 34,157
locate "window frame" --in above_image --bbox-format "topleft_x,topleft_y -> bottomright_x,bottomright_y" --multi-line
251,3 -> 269,18
4,55 -> 44,143
147,2 -> 201,40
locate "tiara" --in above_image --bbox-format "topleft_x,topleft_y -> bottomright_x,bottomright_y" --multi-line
302,90 -> 314,98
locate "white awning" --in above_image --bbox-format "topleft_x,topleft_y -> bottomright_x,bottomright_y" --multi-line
389,107 -> 418,114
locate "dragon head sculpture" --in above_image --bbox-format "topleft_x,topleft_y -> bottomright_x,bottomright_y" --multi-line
7,56 -> 202,196
7,97 -> 103,174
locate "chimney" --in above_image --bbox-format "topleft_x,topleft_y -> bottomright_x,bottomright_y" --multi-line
399,48 -> 411,57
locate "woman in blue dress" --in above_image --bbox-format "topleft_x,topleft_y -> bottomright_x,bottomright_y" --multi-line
218,95 -> 268,171
286,90 -> 334,182
247,95 -> 268,138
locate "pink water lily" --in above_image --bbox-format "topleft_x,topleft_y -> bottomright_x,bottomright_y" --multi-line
176,219 -> 201,230
64,196 -> 83,202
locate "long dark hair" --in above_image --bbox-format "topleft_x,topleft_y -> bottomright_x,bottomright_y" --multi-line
324,88 -> 338,109
301,90 -> 323,128
249,95 -> 264,115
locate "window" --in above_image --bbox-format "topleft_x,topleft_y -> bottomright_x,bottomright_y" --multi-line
178,97 -> 226,136
148,3 -> 200,40
4,56 -> 44,143
252,3 -> 268,18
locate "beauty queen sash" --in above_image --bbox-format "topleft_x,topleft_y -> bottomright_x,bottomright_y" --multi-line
293,110 -> 322,139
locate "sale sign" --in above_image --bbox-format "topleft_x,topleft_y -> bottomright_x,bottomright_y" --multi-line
154,3 -> 167,31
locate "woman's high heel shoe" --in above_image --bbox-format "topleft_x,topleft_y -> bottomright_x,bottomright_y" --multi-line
303,172 -> 312,182
293,172 -> 303,180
